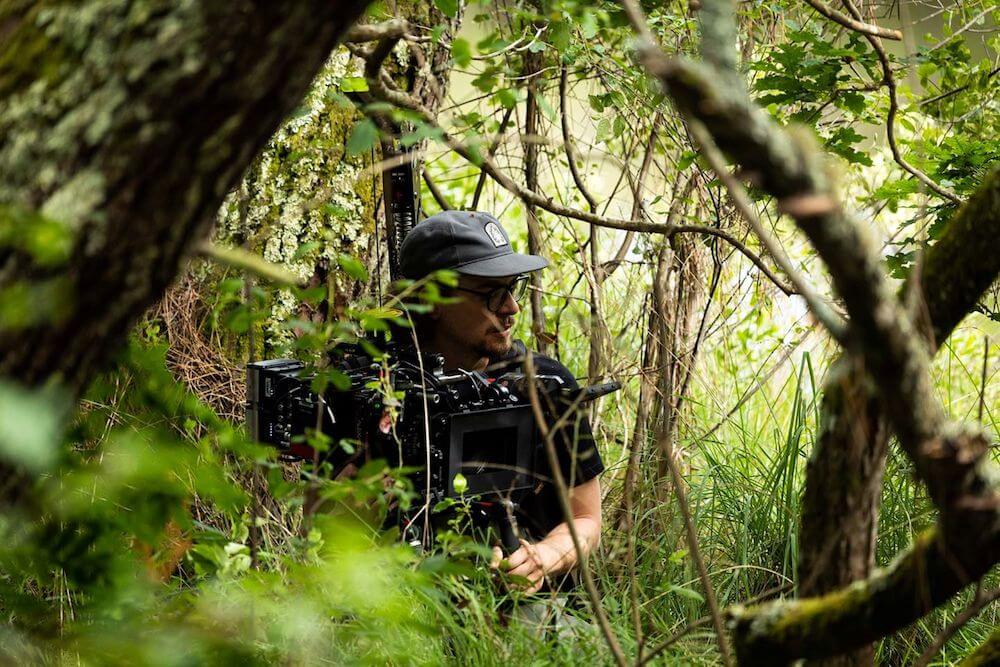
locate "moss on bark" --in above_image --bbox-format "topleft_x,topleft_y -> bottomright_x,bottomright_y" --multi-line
0,0 -> 371,392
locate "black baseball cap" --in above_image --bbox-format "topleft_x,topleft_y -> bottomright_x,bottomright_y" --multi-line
398,210 -> 548,279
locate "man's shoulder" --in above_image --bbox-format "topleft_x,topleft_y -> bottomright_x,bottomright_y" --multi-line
489,340 -> 580,390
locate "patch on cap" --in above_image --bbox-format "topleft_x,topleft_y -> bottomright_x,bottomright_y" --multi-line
484,221 -> 507,248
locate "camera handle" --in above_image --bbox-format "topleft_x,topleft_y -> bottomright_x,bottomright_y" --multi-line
495,499 -> 521,554
473,498 -> 521,554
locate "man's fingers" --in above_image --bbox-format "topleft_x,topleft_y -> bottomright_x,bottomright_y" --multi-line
508,561 -> 540,579
505,546 -> 529,569
489,546 -> 503,569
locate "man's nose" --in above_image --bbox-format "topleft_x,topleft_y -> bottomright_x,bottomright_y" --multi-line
497,290 -> 520,316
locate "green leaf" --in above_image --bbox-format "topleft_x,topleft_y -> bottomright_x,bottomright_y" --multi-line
677,150 -> 698,171
549,20 -> 571,52
0,380 -> 65,472
494,88 -> 518,109
434,0 -> 459,17
452,37 -> 472,67
595,117 -> 612,143
337,253 -> 369,281
292,241 -> 321,261
346,119 -> 378,157
340,76 -> 369,92
839,91 -> 866,116
668,584 -> 705,603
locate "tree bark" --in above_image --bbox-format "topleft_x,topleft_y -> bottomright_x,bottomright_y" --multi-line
798,167 -> 1000,666
0,0 -> 370,394
624,0 -> 1000,659
522,46 -> 550,353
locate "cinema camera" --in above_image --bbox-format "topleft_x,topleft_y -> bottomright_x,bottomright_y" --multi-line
246,343 -> 618,552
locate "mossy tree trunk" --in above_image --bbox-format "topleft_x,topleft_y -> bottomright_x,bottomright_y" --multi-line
0,0 -> 370,393
798,170 -> 1000,666
211,3 -> 461,357
0,1 -> 372,511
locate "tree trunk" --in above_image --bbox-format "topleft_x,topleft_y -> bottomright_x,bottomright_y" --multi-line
522,46 -> 550,354
0,0 -> 370,394
798,168 -> 1000,665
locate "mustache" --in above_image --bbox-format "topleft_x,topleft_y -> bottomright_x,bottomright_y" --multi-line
490,317 -> 516,332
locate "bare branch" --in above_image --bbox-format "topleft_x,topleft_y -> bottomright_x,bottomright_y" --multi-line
344,19 -> 409,43
521,353 -> 628,667
559,65 -> 599,213
802,0 -> 902,40
839,0 -> 960,204
422,169 -> 452,211
687,121 -> 848,342
602,112 -> 664,282
471,106 -> 514,210
914,585 -> 1000,667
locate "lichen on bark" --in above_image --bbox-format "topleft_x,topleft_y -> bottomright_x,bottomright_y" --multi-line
213,48 -> 376,350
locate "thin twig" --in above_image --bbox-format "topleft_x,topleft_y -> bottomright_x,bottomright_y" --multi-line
559,64 -> 599,213
688,121 -> 848,343
913,585 -> 1000,667
521,352 -> 628,667
639,582 -> 793,665
803,0 -> 902,39
839,0 -> 960,204
471,107 -> 514,210
657,425 -> 734,666
979,335 -> 989,423
422,168 -> 453,211
920,67 -> 999,107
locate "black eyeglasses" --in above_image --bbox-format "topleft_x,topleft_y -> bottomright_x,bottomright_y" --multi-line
452,276 -> 530,313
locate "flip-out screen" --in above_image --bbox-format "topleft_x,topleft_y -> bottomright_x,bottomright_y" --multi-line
448,406 -> 535,497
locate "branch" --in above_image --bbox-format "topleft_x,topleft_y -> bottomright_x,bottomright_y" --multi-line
621,0 -> 1000,661
559,65 -> 599,213
920,66 -> 999,107
521,353 -> 628,667
470,106 -> 514,210
421,168 -> 452,211
914,585 -> 1000,667
803,0 -> 902,40
359,61 -> 798,295
918,168 -> 1000,346
602,112 -> 664,282
687,121 -> 847,341
728,527 -> 999,665
344,19 -> 409,43
838,0 -> 960,204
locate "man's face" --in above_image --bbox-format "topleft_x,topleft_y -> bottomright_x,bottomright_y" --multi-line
431,274 -> 522,359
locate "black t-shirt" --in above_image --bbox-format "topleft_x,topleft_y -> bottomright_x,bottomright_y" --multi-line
486,341 -> 605,542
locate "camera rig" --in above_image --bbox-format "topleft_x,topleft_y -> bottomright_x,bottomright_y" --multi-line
246,343 -> 618,551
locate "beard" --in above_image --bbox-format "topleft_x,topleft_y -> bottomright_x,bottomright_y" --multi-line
478,334 -> 512,358
477,318 -> 515,358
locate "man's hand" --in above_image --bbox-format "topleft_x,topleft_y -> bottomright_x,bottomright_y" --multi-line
490,539 -> 561,594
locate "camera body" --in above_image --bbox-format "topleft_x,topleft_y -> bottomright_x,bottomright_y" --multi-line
246,344 -> 564,511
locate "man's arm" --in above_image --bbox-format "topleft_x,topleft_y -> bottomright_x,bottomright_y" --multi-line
495,477 -> 602,594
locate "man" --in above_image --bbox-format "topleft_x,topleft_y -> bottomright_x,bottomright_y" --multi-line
398,210 -> 604,595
